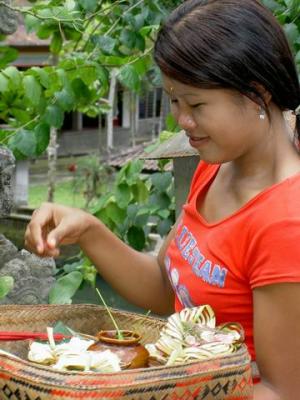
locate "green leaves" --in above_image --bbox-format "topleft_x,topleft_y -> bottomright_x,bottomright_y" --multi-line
49,271 -> 83,304
55,87 -> 76,111
8,129 -> 37,159
283,23 -> 299,48
78,0 -> 98,13
93,35 -> 117,55
118,64 -> 140,92
34,123 -> 50,154
262,0 -> 300,74
127,226 -> 146,251
0,0 -> 179,169
92,159 -> 175,251
23,75 -> 42,106
44,105 -> 64,128
0,73 -> 9,93
48,257 -> 97,304
0,46 -> 18,69
0,276 -> 14,299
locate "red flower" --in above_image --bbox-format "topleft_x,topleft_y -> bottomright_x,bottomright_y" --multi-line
68,163 -> 77,172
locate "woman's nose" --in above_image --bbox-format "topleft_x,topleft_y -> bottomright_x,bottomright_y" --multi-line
177,112 -> 197,130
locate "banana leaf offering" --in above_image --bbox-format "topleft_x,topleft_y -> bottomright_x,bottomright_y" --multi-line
145,305 -> 244,366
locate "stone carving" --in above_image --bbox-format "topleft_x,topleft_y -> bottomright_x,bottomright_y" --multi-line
0,235 -> 56,304
0,147 -> 15,216
0,0 -> 18,35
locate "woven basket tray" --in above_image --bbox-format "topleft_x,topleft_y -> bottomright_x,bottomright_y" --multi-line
0,304 -> 253,400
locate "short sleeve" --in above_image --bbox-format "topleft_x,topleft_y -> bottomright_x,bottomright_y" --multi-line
186,161 -> 219,203
246,219 -> 300,289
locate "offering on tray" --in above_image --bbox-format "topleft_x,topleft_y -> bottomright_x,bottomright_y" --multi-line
145,305 -> 243,366
27,326 -> 148,372
26,305 -> 244,372
88,329 -> 149,369
28,327 -> 122,372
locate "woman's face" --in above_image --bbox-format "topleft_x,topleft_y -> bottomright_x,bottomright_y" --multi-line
162,75 -> 268,164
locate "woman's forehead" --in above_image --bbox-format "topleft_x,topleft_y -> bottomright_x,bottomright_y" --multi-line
162,75 -> 204,96
162,75 -> 236,100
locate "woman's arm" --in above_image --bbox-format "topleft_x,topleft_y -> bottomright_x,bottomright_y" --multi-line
25,203 -> 177,315
253,283 -> 300,400
78,211 -> 178,314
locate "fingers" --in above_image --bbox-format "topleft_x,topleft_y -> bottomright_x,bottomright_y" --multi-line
47,224 -> 69,249
24,203 -> 61,257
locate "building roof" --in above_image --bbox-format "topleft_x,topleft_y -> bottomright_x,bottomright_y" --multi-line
142,131 -> 197,160
5,1 -> 49,47
6,23 -> 49,47
108,143 -> 172,172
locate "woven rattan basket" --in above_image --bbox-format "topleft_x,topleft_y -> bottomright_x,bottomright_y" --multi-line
0,304 -> 253,399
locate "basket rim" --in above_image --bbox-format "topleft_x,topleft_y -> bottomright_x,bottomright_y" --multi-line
0,343 -> 251,375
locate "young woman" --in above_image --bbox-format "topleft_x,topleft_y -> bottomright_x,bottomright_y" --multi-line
25,0 -> 300,398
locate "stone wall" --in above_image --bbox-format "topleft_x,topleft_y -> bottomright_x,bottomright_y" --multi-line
0,235 -> 56,304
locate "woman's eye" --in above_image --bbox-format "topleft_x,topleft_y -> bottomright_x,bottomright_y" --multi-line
190,103 -> 203,108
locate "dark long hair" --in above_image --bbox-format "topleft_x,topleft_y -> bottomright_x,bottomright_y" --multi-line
154,0 -> 300,139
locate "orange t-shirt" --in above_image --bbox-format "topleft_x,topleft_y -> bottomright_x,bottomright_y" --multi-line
165,161 -> 300,360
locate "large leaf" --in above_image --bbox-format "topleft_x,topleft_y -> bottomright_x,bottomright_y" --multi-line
0,74 -> 9,93
151,172 -> 173,193
93,35 -> 117,55
115,183 -> 132,208
105,202 -> 127,225
34,123 -> 50,155
261,0 -> 285,12
50,32 -> 63,54
118,64 -> 140,92
126,159 -> 144,182
71,78 -> 91,104
283,23 -> 299,48
49,271 -> 83,304
149,192 -> 171,209
3,66 -> 21,88
0,276 -> 14,299
44,105 -> 64,128
78,0 -> 98,12
31,67 -> 50,89
24,14 -> 40,33
131,182 -> 149,203
23,75 -> 42,106
0,46 -> 18,69
120,29 -> 137,49
126,226 -> 146,251
157,218 -> 173,237
8,129 -> 37,158
55,87 -> 75,111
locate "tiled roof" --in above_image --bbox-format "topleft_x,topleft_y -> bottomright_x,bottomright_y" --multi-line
108,143 -> 172,172
6,23 -> 49,46
5,1 -> 49,46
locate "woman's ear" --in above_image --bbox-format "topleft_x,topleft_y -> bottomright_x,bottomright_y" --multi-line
249,82 -> 272,107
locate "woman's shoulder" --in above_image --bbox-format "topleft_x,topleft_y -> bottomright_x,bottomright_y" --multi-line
189,161 -> 220,192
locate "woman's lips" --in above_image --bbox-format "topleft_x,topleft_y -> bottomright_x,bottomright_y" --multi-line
188,135 -> 210,148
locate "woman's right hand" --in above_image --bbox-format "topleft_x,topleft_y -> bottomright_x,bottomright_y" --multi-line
24,202 -> 95,258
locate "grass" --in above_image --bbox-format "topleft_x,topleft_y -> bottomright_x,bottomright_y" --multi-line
29,179 -> 86,209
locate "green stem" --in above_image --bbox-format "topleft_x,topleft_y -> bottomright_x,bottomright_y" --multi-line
95,288 -> 124,340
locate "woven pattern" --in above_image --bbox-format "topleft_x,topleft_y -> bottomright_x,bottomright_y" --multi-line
0,304 -> 253,399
